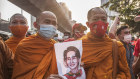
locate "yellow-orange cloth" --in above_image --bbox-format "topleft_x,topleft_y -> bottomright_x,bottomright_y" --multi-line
12,33 -> 58,79
5,36 -> 25,54
80,32 -> 131,79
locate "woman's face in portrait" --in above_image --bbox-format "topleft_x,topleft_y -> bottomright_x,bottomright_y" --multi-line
66,51 -> 79,70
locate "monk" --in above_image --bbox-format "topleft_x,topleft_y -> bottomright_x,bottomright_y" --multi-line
0,36 -> 13,79
5,13 -> 28,54
12,11 -> 58,79
80,7 -> 131,79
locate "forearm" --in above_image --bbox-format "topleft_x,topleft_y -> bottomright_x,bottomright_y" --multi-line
108,21 -> 118,39
109,19 -> 118,34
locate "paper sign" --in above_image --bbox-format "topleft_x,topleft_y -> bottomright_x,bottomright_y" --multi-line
54,40 -> 85,79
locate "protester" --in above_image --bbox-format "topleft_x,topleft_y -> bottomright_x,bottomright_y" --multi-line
12,11 -> 58,79
72,23 -> 87,39
0,36 -> 13,79
133,15 -> 140,79
5,13 -> 28,54
64,23 -> 87,42
80,7 -> 131,79
108,15 -> 135,79
116,26 -> 135,79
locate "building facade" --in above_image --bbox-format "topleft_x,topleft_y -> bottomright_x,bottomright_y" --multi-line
0,0 -> 34,32
101,0 -> 119,26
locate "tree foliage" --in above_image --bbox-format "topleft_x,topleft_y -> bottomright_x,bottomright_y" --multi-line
102,0 -> 140,33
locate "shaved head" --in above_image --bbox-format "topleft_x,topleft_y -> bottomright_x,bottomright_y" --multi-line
87,7 -> 107,21
10,13 -> 27,24
34,11 -> 58,29
10,13 -> 28,26
36,11 -> 57,23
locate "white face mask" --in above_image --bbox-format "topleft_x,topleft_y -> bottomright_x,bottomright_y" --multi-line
63,36 -> 69,39
124,34 -> 132,43
38,24 -> 57,39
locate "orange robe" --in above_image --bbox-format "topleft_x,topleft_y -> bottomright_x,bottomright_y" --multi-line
5,36 -> 25,54
80,32 -> 131,79
0,37 -> 14,79
12,33 -> 58,79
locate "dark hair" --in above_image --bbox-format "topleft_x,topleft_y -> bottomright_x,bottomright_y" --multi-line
63,46 -> 80,61
116,26 -> 129,36
64,32 -> 71,36
87,7 -> 107,21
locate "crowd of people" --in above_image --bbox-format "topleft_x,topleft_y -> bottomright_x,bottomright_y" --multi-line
0,7 -> 140,79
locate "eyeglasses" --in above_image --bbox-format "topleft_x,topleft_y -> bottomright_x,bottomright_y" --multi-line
124,31 -> 130,34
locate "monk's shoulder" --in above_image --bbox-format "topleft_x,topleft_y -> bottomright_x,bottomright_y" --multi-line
116,41 -> 126,55
116,41 -> 124,47
17,35 -> 35,47
80,36 -> 89,43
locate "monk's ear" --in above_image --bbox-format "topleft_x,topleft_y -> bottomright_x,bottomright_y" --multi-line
33,22 -> 39,29
86,22 -> 90,28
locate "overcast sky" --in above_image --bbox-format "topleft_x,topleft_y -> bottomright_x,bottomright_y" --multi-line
56,0 -> 101,26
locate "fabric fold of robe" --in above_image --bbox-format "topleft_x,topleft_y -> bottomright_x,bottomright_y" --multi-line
5,36 -> 25,54
12,33 -> 58,79
80,32 -> 131,79
0,37 -> 14,79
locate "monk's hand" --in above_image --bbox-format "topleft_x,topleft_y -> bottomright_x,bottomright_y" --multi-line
47,74 -> 64,79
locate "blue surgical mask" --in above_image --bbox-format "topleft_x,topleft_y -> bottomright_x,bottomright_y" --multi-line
38,24 -> 57,39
